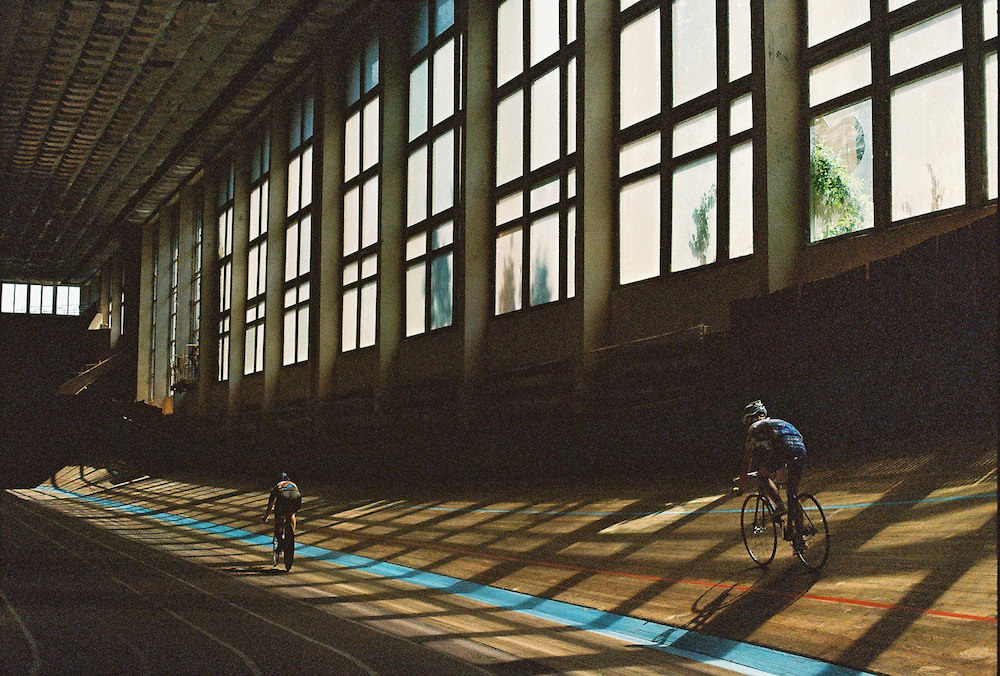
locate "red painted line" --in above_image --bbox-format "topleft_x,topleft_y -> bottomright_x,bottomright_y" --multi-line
325,526 -> 998,625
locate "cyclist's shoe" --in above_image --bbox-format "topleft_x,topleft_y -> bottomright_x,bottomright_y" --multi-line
792,535 -> 807,552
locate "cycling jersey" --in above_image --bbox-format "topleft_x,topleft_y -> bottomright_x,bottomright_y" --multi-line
746,418 -> 806,472
270,480 -> 302,516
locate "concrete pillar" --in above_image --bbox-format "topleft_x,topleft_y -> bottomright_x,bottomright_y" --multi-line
198,169 -> 220,405
317,58 -> 345,401
462,0 -> 496,382
98,264 -> 112,329
228,144 -> 251,411
153,212 -> 173,404
378,10 -> 408,388
581,0 -> 616,355
263,106 -> 290,409
109,256 -> 123,351
763,0 -> 805,292
136,221 -> 155,402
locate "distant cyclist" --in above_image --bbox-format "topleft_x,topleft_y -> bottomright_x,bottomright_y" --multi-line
261,472 -> 302,540
736,400 -> 808,551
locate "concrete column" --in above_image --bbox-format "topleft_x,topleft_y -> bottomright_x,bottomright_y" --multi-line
153,212 -> 173,404
581,0 -> 616,355
135,221 -> 156,402
198,169 -> 220,405
763,0 -> 805,292
98,265 -> 112,329
462,0 -> 496,382
317,58 -> 345,401
228,144 -> 251,411
377,10 -> 408,388
109,256 -> 123,351
175,187 -> 194,360
263,106 -> 290,409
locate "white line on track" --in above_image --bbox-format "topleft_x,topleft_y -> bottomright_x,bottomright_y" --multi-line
0,587 -> 42,676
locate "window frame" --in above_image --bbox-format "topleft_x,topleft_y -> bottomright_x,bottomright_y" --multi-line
283,88 -> 315,367
217,159 -> 235,382
245,127 -> 271,376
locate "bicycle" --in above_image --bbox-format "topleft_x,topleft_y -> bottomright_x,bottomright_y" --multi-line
738,471 -> 830,570
271,516 -> 295,572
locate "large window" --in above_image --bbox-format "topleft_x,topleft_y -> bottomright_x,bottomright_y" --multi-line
217,160 -> 235,381
986,0 -> 998,199
617,0 -> 755,284
283,91 -> 314,366
149,228 -> 159,400
0,282 -> 79,315
190,196 -> 203,349
494,0 -> 579,313
246,129 -> 270,375
405,0 -> 461,337
343,37 -> 380,351
806,0 -> 997,242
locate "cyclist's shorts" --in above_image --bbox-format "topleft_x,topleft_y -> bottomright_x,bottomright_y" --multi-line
274,488 -> 302,516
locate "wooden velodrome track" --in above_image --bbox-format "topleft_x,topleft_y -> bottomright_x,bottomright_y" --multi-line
2,428 -> 995,675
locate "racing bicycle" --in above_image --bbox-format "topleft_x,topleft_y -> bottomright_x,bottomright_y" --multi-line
272,516 -> 295,571
738,471 -> 829,570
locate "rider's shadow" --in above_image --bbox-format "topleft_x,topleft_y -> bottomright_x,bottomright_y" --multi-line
223,564 -> 285,576
654,562 -> 820,648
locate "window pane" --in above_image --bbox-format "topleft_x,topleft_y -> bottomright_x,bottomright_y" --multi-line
620,132 -> 661,177
55,286 -> 67,314
433,40 -> 455,125
432,222 -> 454,249
807,0 -> 869,47
673,0 -> 716,105
1,283 -> 13,313
408,146 -> 428,226
530,213 -> 560,306
436,0 -> 455,35
285,222 -> 298,280
619,175 -> 660,284
673,109 -> 717,157
620,11 -> 661,129
364,39 -> 379,92
810,100 -> 874,241
250,186 -> 261,240
432,130 -> 455,214
890,9 -> 963,76
344,187 -> 360,255
497,91 -> 524,185
497,192 -> 523,225
360,281 -> 377,347
289,101 -> 302,151
361,254 -> 378,279
406,264 -> 426,337
730,141 -> 753,258
345,112 -> 360,180
810,47 -> 871,106
301,146 -> 313,209
68,287 -> 80,315
28,284 -> 41,313
891,67 -> 965,219
342,289 -> 358,352
256,325 -> 265,370
566,207 -> 576,298
496,228 -> 523,314
987,0 -> 998,39
407,234 -> 427,261
430,252 -> 454,329
344,262 -> 359,285
498,0 -> 524,86
413,0 -> 429,53
410,60 -> 429,141
363,98 -> 380,171
299,215 -> 311,274
987,53 -> 998,199
729,0 -> 752,81
530,176 -> 559,212
671,156 -> 718,272
531,68 -> 561,170
730,94 -> 752,135
245,328 -> 256,375
362,176 -> 380,247
531,0 -> 560,66
888,0 -> 918,9
283,310 -> 296,365
567,57 -> 576,154
296,306 -> 309,361
247,245 -> 258,297
287,155 -> 300,216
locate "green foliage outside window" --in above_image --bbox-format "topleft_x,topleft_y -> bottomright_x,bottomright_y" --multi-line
689,184 -> 717,265
810,141 -> 864,239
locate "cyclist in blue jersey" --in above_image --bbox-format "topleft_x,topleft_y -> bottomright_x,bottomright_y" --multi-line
261,472 -> 302,540
736,400 -> 808,551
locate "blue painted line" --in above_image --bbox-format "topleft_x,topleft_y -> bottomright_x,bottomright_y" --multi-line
35,485 -> 878,676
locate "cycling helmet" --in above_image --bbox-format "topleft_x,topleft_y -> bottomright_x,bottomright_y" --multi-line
742,400 -> 767,427
279,472 -> 289,482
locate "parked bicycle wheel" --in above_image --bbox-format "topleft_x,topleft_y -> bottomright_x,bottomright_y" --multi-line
793,493 -> 829,570
741,493 -> 777,566
282,523 -> 295,571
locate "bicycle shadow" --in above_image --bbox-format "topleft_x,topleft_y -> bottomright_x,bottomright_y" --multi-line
223,563 -> 286,576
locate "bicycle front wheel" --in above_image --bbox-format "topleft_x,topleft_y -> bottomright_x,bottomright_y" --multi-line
741,494 -> 777,566
794,493 -> 829,570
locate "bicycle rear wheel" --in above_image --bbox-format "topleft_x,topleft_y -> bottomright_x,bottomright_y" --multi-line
793,493 -> 829,570
272,534 -> 280,567
282,523 -> 295,571
741,494 -> 777,566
